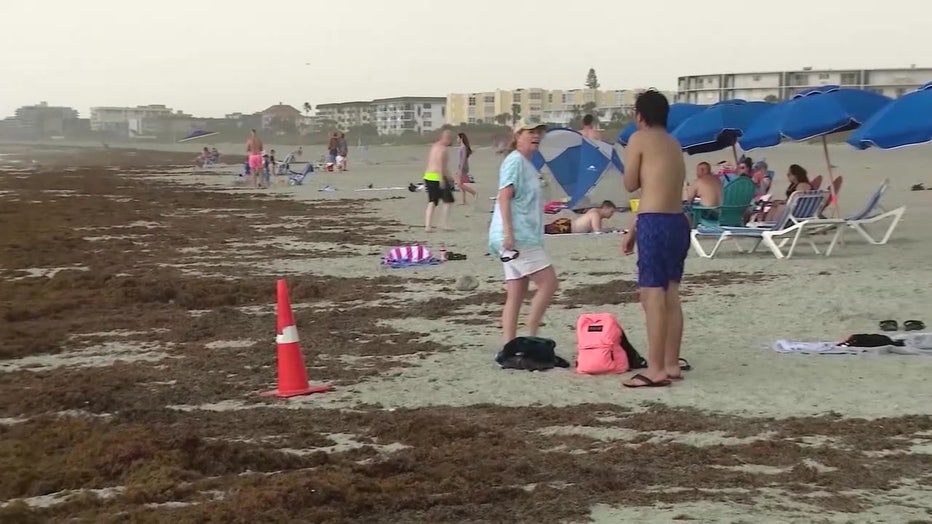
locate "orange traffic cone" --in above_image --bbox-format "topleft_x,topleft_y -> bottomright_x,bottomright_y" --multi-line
261,279 -> 332,398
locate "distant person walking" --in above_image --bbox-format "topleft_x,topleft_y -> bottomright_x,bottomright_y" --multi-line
456,132 -> 477,204
245,129 -> 264,188
327,132 -> 339,168
423,129 -> 454,232
337,132 -> 349,171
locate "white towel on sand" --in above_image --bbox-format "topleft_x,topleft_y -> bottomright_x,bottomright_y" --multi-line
773,333 -> 932,355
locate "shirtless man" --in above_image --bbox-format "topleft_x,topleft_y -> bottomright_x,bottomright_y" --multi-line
620,90 -> 690,388
685,161 -> 722,203
580,114 -> 602,141
571,200 -> 616,233
245,129 -> 264,188
423,129 -> 454,232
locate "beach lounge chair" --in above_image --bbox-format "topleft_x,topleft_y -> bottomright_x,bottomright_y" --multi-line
689,176 -> 756,228
691,190 -> 838,259
288,162 -> 314,186
276,153 -> 296,176
808,179 -> 905,247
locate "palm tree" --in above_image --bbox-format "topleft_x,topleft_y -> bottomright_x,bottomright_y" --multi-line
302,102 -> 312,115
511,104 -> 521,125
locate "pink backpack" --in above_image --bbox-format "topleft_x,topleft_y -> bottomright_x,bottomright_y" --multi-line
575,313 -> 629,374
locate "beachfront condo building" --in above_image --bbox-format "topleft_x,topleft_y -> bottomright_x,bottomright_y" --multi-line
371,96 -> 446,136
315,101 -> 375,130
676,66 -> 932,104
445,88 -> 675,126
89,104 -> 186,132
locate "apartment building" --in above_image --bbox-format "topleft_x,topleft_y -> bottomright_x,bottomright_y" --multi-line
445,88 -> 674,126
314,101 -> 374,129
89,104 -> 186,132
676,66 -> 932,104
9,102 -> 81,137
371,96 -> 446,135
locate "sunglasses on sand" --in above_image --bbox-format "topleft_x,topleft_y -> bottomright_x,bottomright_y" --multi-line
500,250 -> 520,263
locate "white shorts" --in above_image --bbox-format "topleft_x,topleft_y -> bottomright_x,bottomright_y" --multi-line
502,247 -> 551,281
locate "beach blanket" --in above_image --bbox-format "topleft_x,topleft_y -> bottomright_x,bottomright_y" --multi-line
772,332 -> 932,355
381,244 -> 441,269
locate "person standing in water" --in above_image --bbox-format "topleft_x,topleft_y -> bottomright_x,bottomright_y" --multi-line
245,129 -> 264,188
456,132 -> 477,204
620,90 -> 690,388
423,129 -> 454,232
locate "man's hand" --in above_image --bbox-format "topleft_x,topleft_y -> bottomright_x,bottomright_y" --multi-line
621,230 -> 636,255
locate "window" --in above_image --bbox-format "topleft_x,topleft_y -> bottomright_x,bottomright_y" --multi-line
841,73 -> 858,85
483,95 -> 494,103
423,103 -> 432,108
467,96 -> 476,106
513,94 -> 521,102
468,118 -> 476,124
530,92 -> 542,100
442,107 -> 446,117
818,73 -> 829,80
561,94 -> 567,103
548,94 -> 553,103
423,112 -> 432,118
752,75 -> 761,81
423,121 -> 432,127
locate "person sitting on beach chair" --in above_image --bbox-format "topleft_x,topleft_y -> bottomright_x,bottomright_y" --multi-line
545,200 -> 616,234
276,152 -> 296,175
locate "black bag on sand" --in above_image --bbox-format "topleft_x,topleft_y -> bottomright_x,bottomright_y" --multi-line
621,331 -> 648,369
495,337 -> 570,371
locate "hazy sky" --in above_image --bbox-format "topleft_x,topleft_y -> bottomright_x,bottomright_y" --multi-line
2,0 -> 929,118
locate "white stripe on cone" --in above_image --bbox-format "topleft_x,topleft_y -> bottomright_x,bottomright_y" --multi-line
276,325 -> 300,344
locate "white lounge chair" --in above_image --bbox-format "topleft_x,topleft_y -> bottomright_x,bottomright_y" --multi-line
839,179 -> 905,246
691,190 -> 839,259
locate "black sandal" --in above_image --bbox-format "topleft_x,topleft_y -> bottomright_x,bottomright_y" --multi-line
879,320 -> 898,332
904,320 -> 926,331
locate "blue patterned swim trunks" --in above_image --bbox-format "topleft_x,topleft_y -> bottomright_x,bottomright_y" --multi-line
636,212 -> 690,289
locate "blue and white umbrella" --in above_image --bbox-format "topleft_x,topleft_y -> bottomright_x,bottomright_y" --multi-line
533,128 -> 624,208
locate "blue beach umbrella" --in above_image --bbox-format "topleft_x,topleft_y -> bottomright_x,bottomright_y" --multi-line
847,82 -> 932,150
739,86 -> 891,150
533,128 -> 624,208
739,85 -> 891,217
671,99 -> 775,158
616,103 -> 706,146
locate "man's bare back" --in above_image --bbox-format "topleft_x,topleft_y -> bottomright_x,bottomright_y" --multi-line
571,208 -> 602,233
246,135 -> 263,155
624,128 -> 685,214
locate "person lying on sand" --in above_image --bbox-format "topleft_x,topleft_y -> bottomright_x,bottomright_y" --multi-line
545,200 -> 617,234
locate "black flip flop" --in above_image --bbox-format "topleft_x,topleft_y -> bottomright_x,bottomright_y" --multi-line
623,374 -> 672,388
904,320 -> 926,332
679,358 -> 692,372
879,320 -> 898,332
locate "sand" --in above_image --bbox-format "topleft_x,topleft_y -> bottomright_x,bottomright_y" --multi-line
2,140 -> 931,522
169,141 -> 932,419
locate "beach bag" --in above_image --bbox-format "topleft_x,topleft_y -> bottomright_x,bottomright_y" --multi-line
544,218 -> 572,235
495,337 -> 570,371
575,313 -> 629,374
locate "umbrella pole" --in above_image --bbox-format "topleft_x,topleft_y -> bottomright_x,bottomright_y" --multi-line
821,136 -> 844,247
821,137 -> 840,218
731,143 -> 739,167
